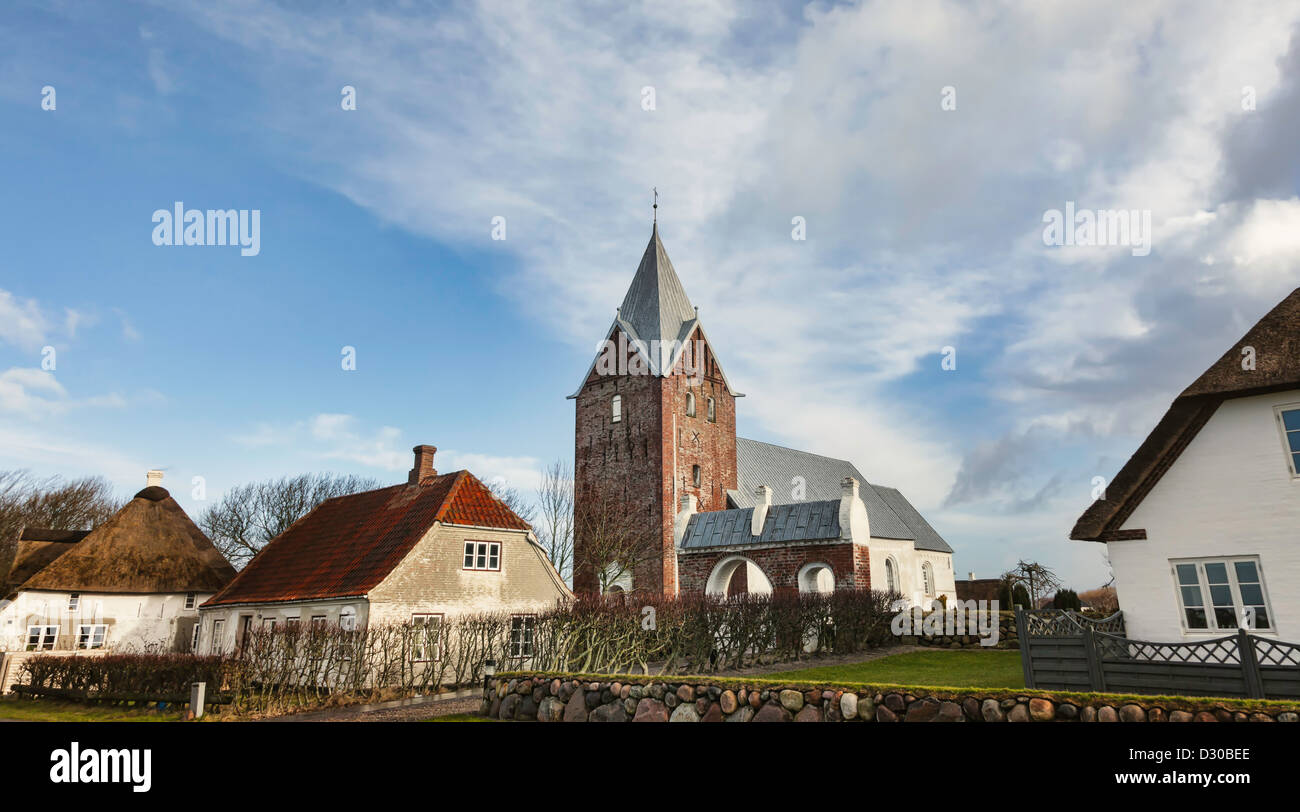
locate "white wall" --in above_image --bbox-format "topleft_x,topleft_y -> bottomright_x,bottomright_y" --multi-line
1112,390 -> 1300,641
0,590 -> 213,652
196,598 -> 369,654
866,538 -> 956,606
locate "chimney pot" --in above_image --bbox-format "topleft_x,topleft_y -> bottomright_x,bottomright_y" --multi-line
146,470 -> 164,488
409,445 -> 437,485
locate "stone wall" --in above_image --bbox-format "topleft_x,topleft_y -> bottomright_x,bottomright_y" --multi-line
910,611 -> 1019,649
482,673 -> 1300,722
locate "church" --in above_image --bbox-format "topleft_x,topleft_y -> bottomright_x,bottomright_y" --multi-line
569,221 -> 956,605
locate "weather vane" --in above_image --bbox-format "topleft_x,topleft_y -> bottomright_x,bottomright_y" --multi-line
652,186 -> 658,224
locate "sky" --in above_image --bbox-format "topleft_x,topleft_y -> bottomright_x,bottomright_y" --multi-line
2,0 -> 1299,590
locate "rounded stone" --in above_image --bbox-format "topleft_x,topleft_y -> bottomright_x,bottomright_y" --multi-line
1169,710 -> 1194,722
1057,703 -> 1078,720
726,706 -> 755,723
795,705 -> 823,722
779,689 -> 805,712
840,692 -> 858,720
1097,706 -> 1118,723
1007,703 -> 1030,723
1028,698 -> 1055,722
753,702 -> 794,722
981,698 -> 1005,722
632,698 -> 668,722
677,684 -> 695,703
720,690 -> 738,714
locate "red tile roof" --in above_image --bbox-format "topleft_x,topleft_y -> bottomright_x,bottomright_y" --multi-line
203,470 -> 531,607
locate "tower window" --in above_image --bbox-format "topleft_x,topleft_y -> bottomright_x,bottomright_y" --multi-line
692,465 -> 701,487
611,394 -> 622,422
685,392 -> 696,417
707,396 -> 716,422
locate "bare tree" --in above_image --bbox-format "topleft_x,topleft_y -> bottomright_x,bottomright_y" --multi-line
0,469 -> 122,590
534,461 -> 574,584
200,472 -> 380,568
485,478 -> 537,525
573,484 -> 658,594
1002,560 -> 1064,608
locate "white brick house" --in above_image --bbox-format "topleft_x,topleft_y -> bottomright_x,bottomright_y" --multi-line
1071,287 -> 1300,643
198,445 -> 571,658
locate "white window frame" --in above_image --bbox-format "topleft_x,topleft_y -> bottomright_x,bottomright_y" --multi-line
339,606 -> 357,631
76,624 -> 107,650
190,622 -> 200,652
184,592 -> 197,610
210,618 -> 226,654
1275,403 -> 1300,479
1172,556 -> 1274,633
411,613 -> 443,662
884,557 -> 898,593
26,625 -> 58,651
611,394 -> 622,423
685,391 -> 696,418
463,541 -> 501,571
509,614 -> 536,659
67,593 -> 79,612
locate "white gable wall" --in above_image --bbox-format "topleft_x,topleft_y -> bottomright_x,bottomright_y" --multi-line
0,590 -> 213,653
1112,390 -> 1300,642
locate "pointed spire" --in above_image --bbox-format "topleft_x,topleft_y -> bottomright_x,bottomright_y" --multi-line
617,225 -> 697,347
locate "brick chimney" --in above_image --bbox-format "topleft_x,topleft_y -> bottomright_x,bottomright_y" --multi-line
408,445 -> 437,485
146,470 -> 164,488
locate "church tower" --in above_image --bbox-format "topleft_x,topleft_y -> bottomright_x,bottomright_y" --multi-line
569,224 -> 741,596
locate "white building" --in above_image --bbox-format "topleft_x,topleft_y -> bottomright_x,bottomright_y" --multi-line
198,445 -> 571,659
0,472 -> 235,681
1071,287 -> 1300,642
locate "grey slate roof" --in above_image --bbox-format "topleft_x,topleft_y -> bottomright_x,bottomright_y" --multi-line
726,437 -> 953,553
618,225 -> 697,349
680,500 -> 842,550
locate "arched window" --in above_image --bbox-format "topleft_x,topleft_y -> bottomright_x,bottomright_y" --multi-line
884,558 -> 897,593
685,391 -> 696,417
691,465 -> 701,487
706,396 -> 716,422
611,394 -> 622,422
922,562 -> 934,597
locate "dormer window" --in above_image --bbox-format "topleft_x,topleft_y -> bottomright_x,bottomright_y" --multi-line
611,394 -> 622,422
68,593 -> 80,612
1278,406 -> 1300,476
706,396 -> 716,422
685,391 -> 696,417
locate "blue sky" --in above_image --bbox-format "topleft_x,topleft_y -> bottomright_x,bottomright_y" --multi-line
3,1 -> 1299,590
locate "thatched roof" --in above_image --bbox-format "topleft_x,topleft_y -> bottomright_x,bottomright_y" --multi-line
1072,287 -> 1300,541
16,486 -> 236,594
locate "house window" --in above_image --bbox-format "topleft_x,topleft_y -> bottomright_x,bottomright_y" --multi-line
1173,557 -> 1273,631
884,558 -> 898,593
463,541 -> 501,571
691,465 -> 701,487
611,394 -> 622,423
411,613 -> 443,662
510,615 -> 536,658
707,396 -> 716,422
1277,406 -> 1300,476
185,592 -> 196,610
310,615 -> 328,628
211,619 -> 226,654
76,624 -> 107,649
921,562 -> 934,597
685,391 -> 696,417
190,623 -> 200,652
262,618 -> 276,631
26,625 -> 58,651
67,593 -> 79,612
339,606 -> 357,631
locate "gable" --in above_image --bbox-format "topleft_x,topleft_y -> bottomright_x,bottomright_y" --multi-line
204,471 -> 531,607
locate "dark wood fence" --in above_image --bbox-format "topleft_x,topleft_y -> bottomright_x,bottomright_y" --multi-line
1016,608 -> 1300,700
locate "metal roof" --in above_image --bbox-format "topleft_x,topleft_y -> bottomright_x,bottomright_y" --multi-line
680,499 -> 842,550
618,224 -> 697,348
727,437 -> 953,552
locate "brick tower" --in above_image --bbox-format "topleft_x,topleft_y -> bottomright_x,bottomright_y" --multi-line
570,224 -> 740,596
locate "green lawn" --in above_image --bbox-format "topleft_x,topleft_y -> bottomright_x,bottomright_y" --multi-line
0,697 -> 185,722
766,649 -> 1025,689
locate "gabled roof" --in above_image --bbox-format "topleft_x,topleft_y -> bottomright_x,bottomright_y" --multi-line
727,438 -> 953,553
568,226 -> 742,397
203,470 -> 532,607
680,500 -> 842,550
619,224 -> 698,349
1071,287 -> 1300,541
17,487 -> 236,594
